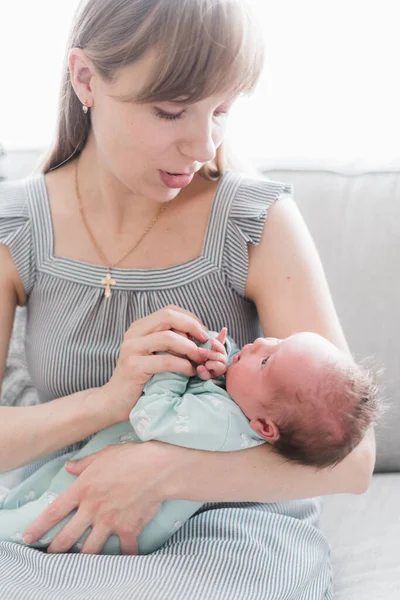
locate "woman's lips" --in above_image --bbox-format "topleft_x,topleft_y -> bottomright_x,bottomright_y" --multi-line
159,170 -> 194,189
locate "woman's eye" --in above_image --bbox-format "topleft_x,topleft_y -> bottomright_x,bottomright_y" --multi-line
155,110 -> 183,121
154,109 -> 229,122
261,357 -> 269,366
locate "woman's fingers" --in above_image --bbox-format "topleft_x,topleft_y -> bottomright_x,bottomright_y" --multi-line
119,534 -> 139,556
136,354 -> 197,378
117,501 -> 160,556
127,330 -> 205,364
65,453 -> 98,476
80,525 -> 113,555
126,305 -> 209,342
210,338 -> 226,354
164,304 -> 203,323
47,510 -> 93,554
23,488 -> 80,545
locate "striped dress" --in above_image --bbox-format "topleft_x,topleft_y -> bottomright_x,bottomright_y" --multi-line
0,171 -> 333,599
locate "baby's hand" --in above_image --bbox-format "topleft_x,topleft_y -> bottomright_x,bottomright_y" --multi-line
197,327 -> 228,380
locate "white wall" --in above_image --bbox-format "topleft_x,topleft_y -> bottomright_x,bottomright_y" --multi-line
1,0 -> 399,161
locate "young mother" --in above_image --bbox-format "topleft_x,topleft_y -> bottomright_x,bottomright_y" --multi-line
0,0 -> 374,597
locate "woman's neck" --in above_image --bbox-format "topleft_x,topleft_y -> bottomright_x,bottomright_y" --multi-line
74,140 -> 158,233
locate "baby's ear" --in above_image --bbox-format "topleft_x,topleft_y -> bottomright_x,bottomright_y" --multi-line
250,418 -> 280,443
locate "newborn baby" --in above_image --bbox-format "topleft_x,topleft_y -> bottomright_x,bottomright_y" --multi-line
223,331 -> 379,468
0,330 -> 379,555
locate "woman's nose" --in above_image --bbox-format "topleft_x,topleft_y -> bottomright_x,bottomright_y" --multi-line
179,122 -> 217,164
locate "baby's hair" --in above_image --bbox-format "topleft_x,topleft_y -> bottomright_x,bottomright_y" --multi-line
271,358 -> 384,470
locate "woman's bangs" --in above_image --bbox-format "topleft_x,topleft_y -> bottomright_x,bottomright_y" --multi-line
135,0 -> 264,104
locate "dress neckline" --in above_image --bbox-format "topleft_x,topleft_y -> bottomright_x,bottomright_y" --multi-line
25,170 -> 242,291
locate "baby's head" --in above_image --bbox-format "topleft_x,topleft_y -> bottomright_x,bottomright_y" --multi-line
225,332 -> 381,468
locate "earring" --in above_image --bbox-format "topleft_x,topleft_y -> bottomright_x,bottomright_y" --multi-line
82,102 -> 89,114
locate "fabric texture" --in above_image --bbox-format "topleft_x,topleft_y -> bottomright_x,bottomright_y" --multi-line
0,170 -> 333,599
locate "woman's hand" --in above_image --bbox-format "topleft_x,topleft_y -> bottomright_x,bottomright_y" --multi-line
104,305 -> 209,423
197,327 -> 228,380
23,442 -> 185,555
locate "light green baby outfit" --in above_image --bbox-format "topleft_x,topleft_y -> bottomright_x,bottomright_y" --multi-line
0,332 -> 265,554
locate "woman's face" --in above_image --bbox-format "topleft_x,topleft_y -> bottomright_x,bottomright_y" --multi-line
86,51 -> 237,202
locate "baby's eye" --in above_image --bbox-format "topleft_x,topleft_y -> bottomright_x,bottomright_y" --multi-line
261,357 -> 269,367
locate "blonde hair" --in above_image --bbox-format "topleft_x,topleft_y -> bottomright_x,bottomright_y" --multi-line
39,0 -> 265,179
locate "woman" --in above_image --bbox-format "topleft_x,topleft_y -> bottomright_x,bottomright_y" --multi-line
0,0 -> 374,598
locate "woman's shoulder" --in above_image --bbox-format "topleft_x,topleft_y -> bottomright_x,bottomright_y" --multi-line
0,171 -> 49,219
0,176 -> 40,298
219,169 -> 293,244
0,177 -> 31,217
212,170 -> 294,298
222,169 -> 293,207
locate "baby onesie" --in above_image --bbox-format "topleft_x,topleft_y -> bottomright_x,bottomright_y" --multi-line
0,332 -> 265,554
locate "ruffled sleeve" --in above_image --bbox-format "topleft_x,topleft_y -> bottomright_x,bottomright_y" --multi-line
222,175 -> 293,297
0,180 -> 35,296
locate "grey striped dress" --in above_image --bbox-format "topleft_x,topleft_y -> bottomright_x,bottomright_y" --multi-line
0,171 -> 333,599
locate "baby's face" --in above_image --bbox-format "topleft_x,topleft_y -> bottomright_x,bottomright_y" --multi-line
225,332 -> 343,422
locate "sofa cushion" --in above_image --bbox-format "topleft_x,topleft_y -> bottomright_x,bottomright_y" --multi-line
1,307 -> 38,408
320,473 -> 400,599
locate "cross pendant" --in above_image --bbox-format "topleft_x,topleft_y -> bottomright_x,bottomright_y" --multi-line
101,270 -> 116,298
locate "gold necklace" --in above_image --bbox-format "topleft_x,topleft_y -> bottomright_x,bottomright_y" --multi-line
75,159 -> 168,298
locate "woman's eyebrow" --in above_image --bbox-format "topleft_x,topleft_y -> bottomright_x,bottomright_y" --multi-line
158,100 -> 189,107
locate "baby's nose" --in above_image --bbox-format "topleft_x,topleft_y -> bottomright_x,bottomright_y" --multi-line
251,337 -> 266,351
253,337 -> 280,349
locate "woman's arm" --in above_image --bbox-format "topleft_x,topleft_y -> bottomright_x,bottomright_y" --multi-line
245,193 -> 374,493
1,301 -> 208,474
0,245 -> 123,473
246,193 -> 350,352
0,389 -> 117,474
167,429 -> 374,504
23,427 -> 372,555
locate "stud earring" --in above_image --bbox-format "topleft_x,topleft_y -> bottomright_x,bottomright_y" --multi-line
82,102 -> 89,114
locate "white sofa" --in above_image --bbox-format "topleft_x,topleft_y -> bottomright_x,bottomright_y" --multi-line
1,151 -> 400,599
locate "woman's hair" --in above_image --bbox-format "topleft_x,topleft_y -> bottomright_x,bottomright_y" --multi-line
39,0 -> 265,179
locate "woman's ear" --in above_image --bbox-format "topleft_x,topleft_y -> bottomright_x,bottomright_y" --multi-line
250,417 -> 280,443
68,48 -> 96,106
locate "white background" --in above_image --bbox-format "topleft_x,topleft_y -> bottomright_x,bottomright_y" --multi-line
1,0 -> 399,160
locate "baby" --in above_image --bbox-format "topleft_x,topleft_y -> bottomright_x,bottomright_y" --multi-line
0,330 -> 380,555
223,331 -> 380,469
